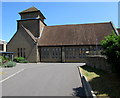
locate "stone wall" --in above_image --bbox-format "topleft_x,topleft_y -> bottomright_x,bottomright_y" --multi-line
83,56 -> 111,72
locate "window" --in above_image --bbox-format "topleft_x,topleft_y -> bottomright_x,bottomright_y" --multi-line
23,48 -> 25,58
2,44 -> 3,51
85,48 -> 90,55
0,44 -> 4,51
41,48 -> 50,58
81,48 -> 86,58
21,48 -> 22,57
79,48 -> 82,58
44,48 -> 46,51
17,48 -> 26,58
18,48 -> 20,57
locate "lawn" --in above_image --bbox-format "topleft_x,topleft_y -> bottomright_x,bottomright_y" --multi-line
80,65 -> 120,97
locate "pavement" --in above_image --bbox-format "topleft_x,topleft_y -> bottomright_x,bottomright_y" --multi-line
1,63 -> 86,97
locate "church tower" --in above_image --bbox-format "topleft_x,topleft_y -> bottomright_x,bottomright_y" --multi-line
18,7 -> 46,37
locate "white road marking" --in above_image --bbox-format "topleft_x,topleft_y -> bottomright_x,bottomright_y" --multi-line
0,69 -> 24,83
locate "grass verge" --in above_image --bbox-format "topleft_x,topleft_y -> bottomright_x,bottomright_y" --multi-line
80,65 -> 120,97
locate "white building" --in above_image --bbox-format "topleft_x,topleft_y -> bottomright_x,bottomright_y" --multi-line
0,39 -> 7,52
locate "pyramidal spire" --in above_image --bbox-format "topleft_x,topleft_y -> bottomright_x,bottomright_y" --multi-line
19,7 -> 39,14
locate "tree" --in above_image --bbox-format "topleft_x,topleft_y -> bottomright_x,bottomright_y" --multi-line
101,32 -> 120,74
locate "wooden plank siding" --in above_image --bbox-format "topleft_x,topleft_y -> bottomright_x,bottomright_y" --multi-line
39,45 -> 102,63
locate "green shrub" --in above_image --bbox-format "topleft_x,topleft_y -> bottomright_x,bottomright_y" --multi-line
101,33 -> 120,74
14,57 -> 25,62
0,56 -> 9,66
19,60 -> 29,63
3,61 -> 16,67
0,56 -> 10,65
13,57 -> 29,63
0,56 -> 3,66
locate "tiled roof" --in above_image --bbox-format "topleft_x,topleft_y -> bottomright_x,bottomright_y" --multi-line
38,22 -> 116,46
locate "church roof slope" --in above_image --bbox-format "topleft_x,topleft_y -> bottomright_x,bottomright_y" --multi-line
38,22 -> 116,46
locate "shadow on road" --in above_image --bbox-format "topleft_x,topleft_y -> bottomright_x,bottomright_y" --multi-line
72,87 -> 86,97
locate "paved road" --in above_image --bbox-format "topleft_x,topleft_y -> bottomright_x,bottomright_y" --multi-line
2,63 -> 86,97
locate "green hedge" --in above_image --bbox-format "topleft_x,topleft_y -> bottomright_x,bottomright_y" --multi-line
19,60 -> 29,63
14,57 -> 29,63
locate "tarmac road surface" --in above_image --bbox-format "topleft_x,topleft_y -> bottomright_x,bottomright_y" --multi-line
2,63 -> 86,97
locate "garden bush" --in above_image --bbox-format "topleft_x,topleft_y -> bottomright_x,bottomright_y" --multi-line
14,57 -> 29,63
101,33 -> 120,74
3,61 -> 16,67
19,60 -> 29,63
0,56 -> 16,68
0,56 -> 3,66
0,56 -> 9,66
14,57 -> 25,62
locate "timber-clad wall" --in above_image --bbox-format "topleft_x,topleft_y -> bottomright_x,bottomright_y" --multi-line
20,12 -> 45,21
39,46 -> 102,62
20,12 -> 39,19
40,47 -> 62,62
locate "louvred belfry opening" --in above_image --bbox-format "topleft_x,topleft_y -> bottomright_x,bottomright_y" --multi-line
19,7 -> 46,21
17,7 -> 46,38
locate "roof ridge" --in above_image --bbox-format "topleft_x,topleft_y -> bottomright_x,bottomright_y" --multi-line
46,21 -> 111,27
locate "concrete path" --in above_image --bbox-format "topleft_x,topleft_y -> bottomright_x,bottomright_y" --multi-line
2,63 -> 85,97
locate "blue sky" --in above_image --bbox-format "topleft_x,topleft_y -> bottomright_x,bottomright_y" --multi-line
2,2 -> 118,42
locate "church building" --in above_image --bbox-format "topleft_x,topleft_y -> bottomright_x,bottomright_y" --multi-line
7,7 -> 119,62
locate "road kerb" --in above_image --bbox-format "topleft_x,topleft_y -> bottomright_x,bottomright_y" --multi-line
78,66 -> 96,98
